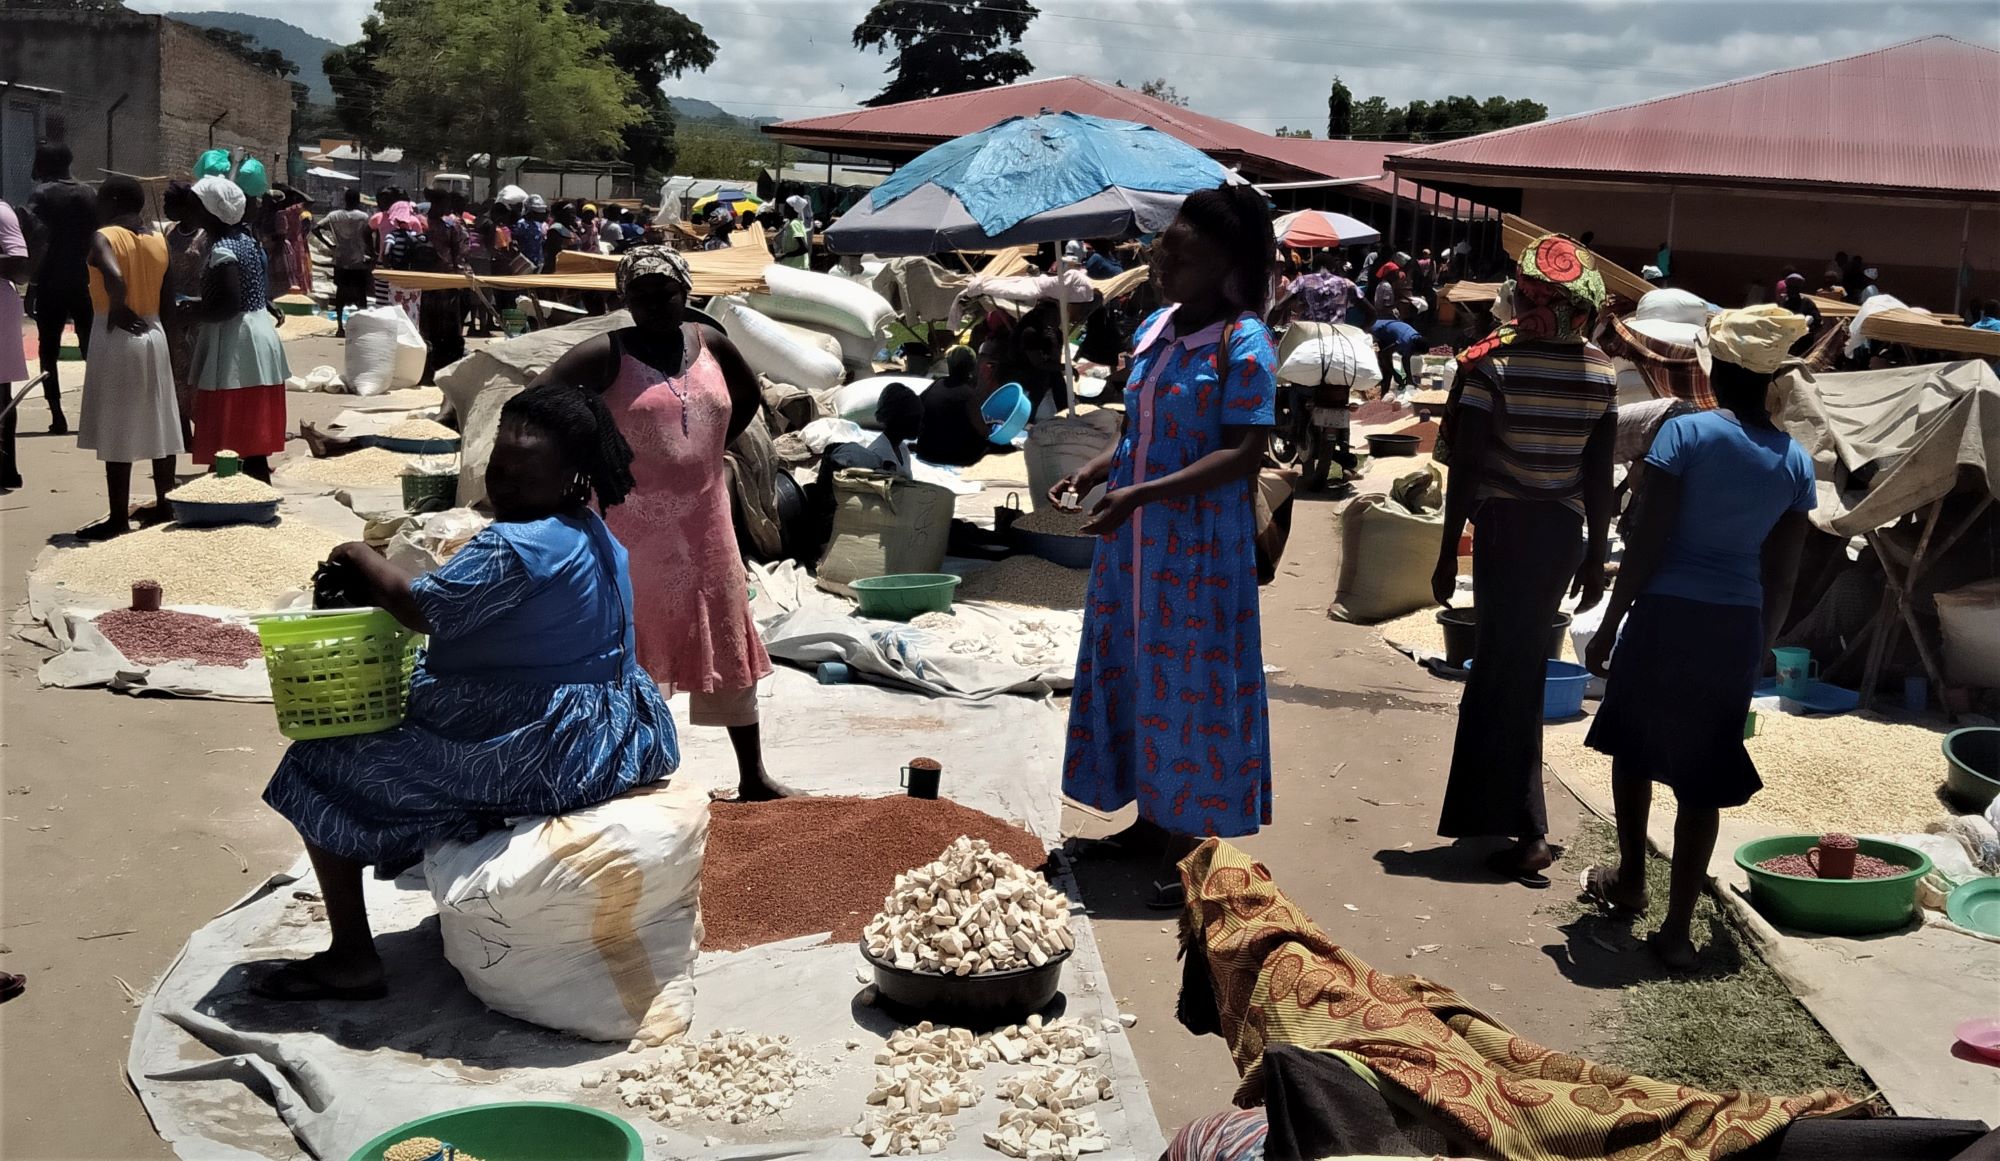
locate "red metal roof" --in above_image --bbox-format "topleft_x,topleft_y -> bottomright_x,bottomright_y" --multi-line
765,76 -> 1383,187
1388,37 -> 2000,198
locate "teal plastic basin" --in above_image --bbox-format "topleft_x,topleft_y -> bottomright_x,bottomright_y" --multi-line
347,1101 -> 643,1161
1734,835 -> 1932,936
851,573 -> 961,620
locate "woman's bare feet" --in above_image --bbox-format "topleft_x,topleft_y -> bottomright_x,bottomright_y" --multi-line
249,948 -> 386,1001
1646,931 -> 1699,972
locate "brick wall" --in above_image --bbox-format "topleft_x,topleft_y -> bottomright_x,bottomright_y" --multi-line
0,12 -> 164,180
157,19 -> 294,182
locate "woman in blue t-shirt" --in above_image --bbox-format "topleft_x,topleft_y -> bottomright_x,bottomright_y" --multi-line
1581,304 -> 1815,970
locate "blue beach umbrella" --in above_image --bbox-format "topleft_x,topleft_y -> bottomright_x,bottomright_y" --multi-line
827,112 -> 1235,255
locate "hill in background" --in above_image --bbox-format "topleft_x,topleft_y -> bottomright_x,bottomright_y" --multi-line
172,11 -> 337,105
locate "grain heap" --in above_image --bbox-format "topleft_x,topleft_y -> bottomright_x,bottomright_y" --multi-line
595,1030 -> 803,1126
1757,851 -> 1905,879
280,447 -> 425,489
38,521 -> 343,610
165,473 -> 280,504
957,557 -> 1089,609
382,1138 -> 481,1161
381,417 -> 459,441
1012,508 -> 1092,537
94,609 -> 262,667
863,836 -> 1072,974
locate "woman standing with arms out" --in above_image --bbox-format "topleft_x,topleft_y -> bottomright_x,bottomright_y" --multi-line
257,384 -> 678,999
1056,184 -> 1279,910
1432,234 -> 1617,888
184,177 -> 289,482
74,175 -> 183,540
533,247 -> 780,803
1581,306 -> 1814,969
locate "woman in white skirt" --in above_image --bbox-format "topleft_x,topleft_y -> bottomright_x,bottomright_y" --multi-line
76,175 -> 183,540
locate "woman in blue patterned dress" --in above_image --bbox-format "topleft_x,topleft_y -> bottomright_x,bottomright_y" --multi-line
1056,185 -> 1279,909
255,384 -> 679,1001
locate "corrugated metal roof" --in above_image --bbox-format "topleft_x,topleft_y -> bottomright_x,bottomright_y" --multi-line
766,76 -> 1389,187
1389,37 -> 2000,197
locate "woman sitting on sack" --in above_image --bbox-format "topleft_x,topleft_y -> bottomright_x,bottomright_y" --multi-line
255,384 -> 679,1002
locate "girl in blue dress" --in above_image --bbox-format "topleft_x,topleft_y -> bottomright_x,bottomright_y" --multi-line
255,384 -> 679,1001
1056,184 -> 1279,909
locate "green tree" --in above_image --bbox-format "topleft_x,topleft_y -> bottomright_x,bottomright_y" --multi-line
852,0 -> 1037,107
1274,126 -> 1312,139
372,0 -> 641,195
1335,86 -> 1546,142
324,15 -> 391,153
568,0 -> 716,179
673,126 -> 766,180
198,26 -> 297,78
1350,96 -> 1392,140
1138,78 -> 1187,108
1327,77 -> 1353,139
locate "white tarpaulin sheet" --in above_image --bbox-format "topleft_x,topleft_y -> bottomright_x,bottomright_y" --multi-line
35,605 -> 271,700
1776,359 -> 2000,535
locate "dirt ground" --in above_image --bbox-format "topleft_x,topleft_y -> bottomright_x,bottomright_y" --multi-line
0,337 -> 1623,1159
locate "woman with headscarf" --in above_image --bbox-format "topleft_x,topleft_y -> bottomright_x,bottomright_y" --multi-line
74,175 -> 183,540
1055,184 -> 1280,910
377,198 -> 428,325
184,176 -> 289,482
161,183 -> 209,447
1582,304 -> 1814,969
1432,233 -> 1617,887
532,247 -> 780,803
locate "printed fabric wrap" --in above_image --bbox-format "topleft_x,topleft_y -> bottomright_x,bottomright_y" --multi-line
1458,234 -> 1607,366
1178,839 -> 1853,1160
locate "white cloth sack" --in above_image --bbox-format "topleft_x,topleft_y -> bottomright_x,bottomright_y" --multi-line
1024,410 -> 1123,511
421,777 -> 707,1046
754,264 -> 896,339
711,295 -> 845,393
285,364 -> 346,393
1935,577 -> 2000,688
834,375 -> 930,429
1276,322 -> 1382,389
344,306 -> 427,397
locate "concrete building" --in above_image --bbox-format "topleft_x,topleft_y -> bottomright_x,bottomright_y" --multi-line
0,9 -> 293,201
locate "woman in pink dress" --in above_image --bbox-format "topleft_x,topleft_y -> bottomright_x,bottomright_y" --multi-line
534,246 -> 779,801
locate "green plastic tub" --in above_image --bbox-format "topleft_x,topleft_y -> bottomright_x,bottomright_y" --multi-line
1943,727 -> 2000,810
1734,835 -> 1933,936
348,1101 -> 643,1161
851,573 -> 961,620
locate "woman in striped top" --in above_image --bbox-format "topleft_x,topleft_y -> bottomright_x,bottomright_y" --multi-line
1433,234 -> 1618,887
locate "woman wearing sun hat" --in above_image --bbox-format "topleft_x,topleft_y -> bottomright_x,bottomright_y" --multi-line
1581,303 -> 1815,968
1433,233 -> 1619,887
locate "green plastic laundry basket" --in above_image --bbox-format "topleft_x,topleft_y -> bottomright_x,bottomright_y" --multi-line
256,608 -> 421,740
347,1101 -> 644,1161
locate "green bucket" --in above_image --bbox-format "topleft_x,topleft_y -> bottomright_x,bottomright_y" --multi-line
347,1101 -> 643,1161
1734,835 -> 1932,935
850,573 -> 961,620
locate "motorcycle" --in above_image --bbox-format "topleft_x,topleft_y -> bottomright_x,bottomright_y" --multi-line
1268,360 -> 1360,494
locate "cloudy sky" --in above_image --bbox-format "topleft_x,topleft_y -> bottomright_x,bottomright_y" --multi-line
132,0 -> 1997,130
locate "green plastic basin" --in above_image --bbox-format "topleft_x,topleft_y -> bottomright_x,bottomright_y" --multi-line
1734,835 -> 1933,936
1943,727 -> 2000,810
851,573 -> 961,620
347,1101 -> 642,1161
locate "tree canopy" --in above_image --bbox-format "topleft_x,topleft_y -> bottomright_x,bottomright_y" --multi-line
1326,76 -> 1546,142
568,0 -> 717,177
1137,78 -> 1187,108
852,0 -> 1037,107
366,0 -> 640,191
324,15 -> 391,153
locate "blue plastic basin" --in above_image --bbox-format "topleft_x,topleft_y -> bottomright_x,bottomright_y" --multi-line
983,382 -> 1031,446
1543,659 -> 1590,718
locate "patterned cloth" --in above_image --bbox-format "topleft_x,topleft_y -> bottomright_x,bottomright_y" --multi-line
1285,273 -> 1357,324
1062,308 -> 1277,838
1456,340 -> 1618,518
1606,316 -> 1713,408
1178,839 -> 1855,1159
263,512 -> 678,869
1459,235 -> 1606,366
1165,1109 -> 1268,1161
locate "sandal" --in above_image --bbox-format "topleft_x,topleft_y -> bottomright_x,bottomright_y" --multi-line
0,972 -> 24,1003
1144,880 -> 1188,910
1579,865 -> 1647,918
74,519 -> 130,543
249,959 -> 387,1003
1485,849 -> 1552,889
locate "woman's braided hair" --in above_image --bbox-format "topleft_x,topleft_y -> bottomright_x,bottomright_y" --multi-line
500,383 -> 638,509
1175,183 -> 1276,315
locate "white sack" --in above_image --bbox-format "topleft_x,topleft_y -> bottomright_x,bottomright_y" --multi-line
344,307 -> 427,397
833,375 -> 930,429
1024,410 -> 1123,511
423,777 -> 707,1046
711,296 -> 844,393
1277,322 -> 1381,389
754,264 -> 895,339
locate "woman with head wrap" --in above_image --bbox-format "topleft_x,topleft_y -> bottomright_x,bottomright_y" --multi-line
160,183 -> 209,445
531,246 -> 780,802
73,175 -> 183,540
183,175 -> 289,482
377,198 -> 428,324
1581,304 -> 1814,969
256,383 -> 678,1000
1433,233 -> 1617,887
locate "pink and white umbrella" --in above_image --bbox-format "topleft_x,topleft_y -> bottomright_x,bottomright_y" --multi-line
1272,209 -> 1379,249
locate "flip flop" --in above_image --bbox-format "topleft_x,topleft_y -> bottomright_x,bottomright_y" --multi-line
74,519 -> 130,543
1144,880 -> 1188,910
1485,849 -> 1551,889
708,785 -> 785,804
1579,865 -> 1647,918
249,960 -> 387,1003
0,972 -> 24,1003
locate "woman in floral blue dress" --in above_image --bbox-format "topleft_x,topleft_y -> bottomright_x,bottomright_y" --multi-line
1056,185 -> 1279,908
255,384 -> 679,1001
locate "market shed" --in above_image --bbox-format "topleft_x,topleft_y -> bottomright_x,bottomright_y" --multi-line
1384,37 -> 2000,312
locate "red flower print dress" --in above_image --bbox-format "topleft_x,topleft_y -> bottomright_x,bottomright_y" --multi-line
1061,308 -> 1278,837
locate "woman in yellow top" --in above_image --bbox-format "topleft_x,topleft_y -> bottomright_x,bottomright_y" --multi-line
76,175 -> 183,540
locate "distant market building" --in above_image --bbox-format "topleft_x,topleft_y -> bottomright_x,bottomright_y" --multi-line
1384,36 -> 2000,312
0,8 -> 293,202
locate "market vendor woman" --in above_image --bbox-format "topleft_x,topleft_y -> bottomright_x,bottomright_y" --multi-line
256,384 -> 679,1001
1058,184 -> 1279,909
